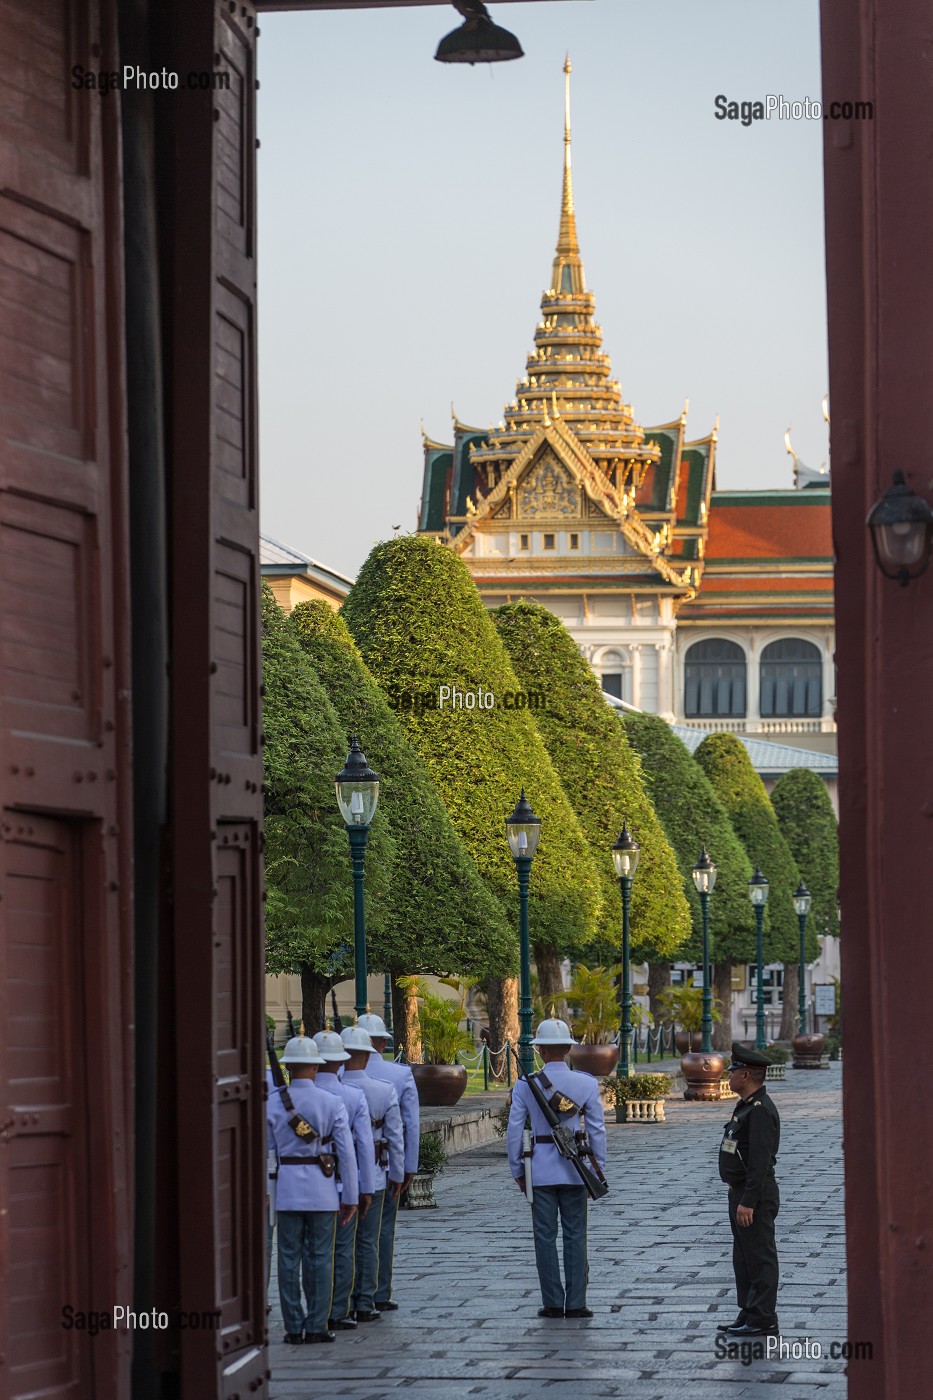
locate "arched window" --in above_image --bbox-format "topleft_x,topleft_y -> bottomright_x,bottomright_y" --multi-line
760,639 -> 822,717
684,639 -> 746,718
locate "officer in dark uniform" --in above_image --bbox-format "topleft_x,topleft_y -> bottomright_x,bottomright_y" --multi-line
717,1042 -> 781,1337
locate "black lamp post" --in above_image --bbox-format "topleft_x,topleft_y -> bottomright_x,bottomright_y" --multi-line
747,866 -> 770,1051
611,822 -> 641,1078
691,848 -> 718,1053
335,737 -> 380,1020
793,881 -> 812,1035
505,789 -> 541,1077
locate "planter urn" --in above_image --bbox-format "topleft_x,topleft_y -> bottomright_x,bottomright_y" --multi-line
410,1063 -> 468,1107
681,1050 -> 727,1100
792,1033 -> 825,1069
674,1031 -> 703,1055
568,1043 -> 620,1077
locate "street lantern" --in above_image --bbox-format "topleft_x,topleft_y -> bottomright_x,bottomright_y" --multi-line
434,4 -> 524,65
335,737 -> 380,1019
866,470 -> 933,586
505,790 -> 541,1075
793,880 -> 812,1035
611,823 -> 640,1078
747,866 -> 770,1050
691,848 -> 718,1053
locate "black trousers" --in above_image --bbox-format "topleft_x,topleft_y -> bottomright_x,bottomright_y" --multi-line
727,1180 -> 780,1328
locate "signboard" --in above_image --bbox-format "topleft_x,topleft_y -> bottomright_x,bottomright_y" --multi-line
814,984 -> 836,1018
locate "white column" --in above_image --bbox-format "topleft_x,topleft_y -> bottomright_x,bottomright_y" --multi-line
631,644 -> 642,709
745,635 -> 759,729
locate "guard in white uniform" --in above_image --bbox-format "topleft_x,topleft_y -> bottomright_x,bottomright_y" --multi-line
356,1012 -> 420,1310
340,1025 -> 405,1320
507,1019 -> 607,1318
268,1036 -> 359,1343
315,1031 -> 377,1332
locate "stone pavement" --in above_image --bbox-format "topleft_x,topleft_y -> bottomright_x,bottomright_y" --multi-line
268,1065 -> 850,1400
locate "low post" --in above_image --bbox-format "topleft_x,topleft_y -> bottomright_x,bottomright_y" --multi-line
483,1042 -> 489,1091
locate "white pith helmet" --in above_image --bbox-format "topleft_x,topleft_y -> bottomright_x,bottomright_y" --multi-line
312,1031 -> 328,1050
318,1031 -> 350,1062
342,1025 -> 375,1054
357,1013 -> 390,1040
281,1036 -> 325,1065
532,1018 -> 576,1046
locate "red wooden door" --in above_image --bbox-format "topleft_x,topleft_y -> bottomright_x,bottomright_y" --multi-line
0,1 -> 133,1397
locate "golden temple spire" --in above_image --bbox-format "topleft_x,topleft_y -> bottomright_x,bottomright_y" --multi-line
552,56 -> 585,294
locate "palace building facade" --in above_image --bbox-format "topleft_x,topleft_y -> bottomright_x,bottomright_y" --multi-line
417,61 -> 836,762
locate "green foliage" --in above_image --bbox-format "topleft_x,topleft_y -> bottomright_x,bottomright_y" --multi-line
397,976 -> 474,1064
289,600 -> 514,977
694,734 -> 801,962
602,1073 -> 672,1105
493,601 -> 690,960
656,983 -> 721,1033
417,1131 -> 448,1175
341,536 -> 602,954
566,963 -> 620,1044
261,585 -> 393,976
623,712 -> 757,963
763,1045 -> 789,1064
770,768 -> 838,951
265,1013 -> 277,1037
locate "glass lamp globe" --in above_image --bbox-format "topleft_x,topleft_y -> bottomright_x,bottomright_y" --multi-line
335,736 -> 380,826
505,789 -> 541,860
748,866 -> 770,907
692,847 -> 718,894
611,822 -> 641,879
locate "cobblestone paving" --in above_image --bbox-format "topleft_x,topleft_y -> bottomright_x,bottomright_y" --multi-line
269,1065 -> 848,1400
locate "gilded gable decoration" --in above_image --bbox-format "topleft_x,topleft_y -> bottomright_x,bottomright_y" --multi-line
519,456 -> 578,518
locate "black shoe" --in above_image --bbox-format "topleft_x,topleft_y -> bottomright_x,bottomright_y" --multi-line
303,1330 -> 336,1343
353,1310 -> 382,1323
282,1333 -> 303,1344
538,1306 -> 564,1319
726,1321 -> 779,1338
564,1307 -> 593,1319
328,1316 -> 357,1331
716,1314 -> 747,1332
374,1300 -> 398,1312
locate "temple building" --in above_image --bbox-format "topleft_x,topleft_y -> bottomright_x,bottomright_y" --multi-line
418,60 -> 836,761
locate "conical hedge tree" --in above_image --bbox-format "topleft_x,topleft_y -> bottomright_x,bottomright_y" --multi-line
694,733 -> 801,1040
341,536 -> 603,990
770,767 -> 838,1036
492,601 -> 690,966
261,585 -> 394,1031
623,711 -> 757,1043
289,600 -> 516,1012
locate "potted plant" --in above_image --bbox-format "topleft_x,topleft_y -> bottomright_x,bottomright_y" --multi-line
659,984 -> 726,1100
657,985 -> 722,1054
566,963 -> 622,1077
404,1130 -> 447,1209
794,975 -> 836,1068
399,976 -> 473,1106
602,1072 -> 672,1124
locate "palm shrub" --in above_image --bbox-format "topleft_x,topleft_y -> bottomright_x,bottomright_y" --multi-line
341,536 -> 602,976
493,601 -> 690,964
656,984 -> 722,1034
397,975 -> 474,1064
566,963 -> 620,1044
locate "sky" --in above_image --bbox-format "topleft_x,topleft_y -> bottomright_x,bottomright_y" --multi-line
257,1 -> 828,580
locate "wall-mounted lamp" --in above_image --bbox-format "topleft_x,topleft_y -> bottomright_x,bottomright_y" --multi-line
866,470 -> 933,586
435,1 -> 524,64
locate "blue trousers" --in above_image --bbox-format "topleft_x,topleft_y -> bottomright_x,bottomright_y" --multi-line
530,1185 -> 588,1311
330,1211 -> 358,1321
352,1190 -> 385,1314
375,1186 -> 399,1305
276,1210 -> 336,1337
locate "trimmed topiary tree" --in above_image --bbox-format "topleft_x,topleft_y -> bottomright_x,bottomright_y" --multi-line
770,767 -> 838,1037
623,712 -> 757,1046
341,537 -> 603,993
694,733 -> 801,1042
492,601 -> 690,967
288,600 -> 516,1039
261,584 -> 394,1032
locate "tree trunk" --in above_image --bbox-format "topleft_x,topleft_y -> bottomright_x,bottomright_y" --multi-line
647,962 -> 670,1025
395,977 -> 422,1065
534,941 -> 567,1019
485,975 -> 519,1080
713,961 -> 734,1052
299,965 -> 330,1036
779,961 -> 799,1041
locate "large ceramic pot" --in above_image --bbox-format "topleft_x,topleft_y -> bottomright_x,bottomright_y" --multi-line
410,1063 -> 467,1107
568,1043 -> 619,1077
792,1032 -> 825,1069
674,1031 -> 703,1054
680,1050 -> 727,1100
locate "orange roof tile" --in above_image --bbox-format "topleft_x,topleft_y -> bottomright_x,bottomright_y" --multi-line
706,500 -> 832,560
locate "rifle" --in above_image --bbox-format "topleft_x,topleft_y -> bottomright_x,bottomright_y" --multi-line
521,1125 -> 534,1203
267,1035 -> 321,1146
524,1070 -> 608,1201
